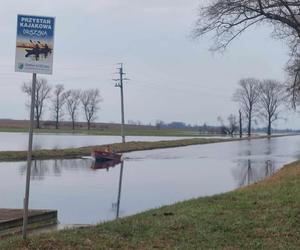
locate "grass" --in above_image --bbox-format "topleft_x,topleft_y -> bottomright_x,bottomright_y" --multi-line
0,138 -> 223,162
0,127 -> 205,137
1,159 -> 299,249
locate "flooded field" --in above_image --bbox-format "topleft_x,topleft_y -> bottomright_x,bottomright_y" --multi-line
0,136 -> 299,226
0,132 -> 192,151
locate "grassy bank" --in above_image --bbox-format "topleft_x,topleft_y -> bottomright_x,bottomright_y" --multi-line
0,138 -> 223,162
1,159 -> 299,249
0,127 -> 204,137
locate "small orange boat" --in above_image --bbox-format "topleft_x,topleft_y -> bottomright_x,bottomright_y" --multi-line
91,150 -> 122,163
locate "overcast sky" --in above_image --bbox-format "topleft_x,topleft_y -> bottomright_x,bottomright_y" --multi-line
0,0 -> 298,129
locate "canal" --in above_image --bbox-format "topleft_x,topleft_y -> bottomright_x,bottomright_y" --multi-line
0,136 -> 299,226
0,132 -> 193,151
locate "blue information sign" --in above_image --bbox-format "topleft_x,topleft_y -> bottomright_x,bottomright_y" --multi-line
15,14 -> 55,75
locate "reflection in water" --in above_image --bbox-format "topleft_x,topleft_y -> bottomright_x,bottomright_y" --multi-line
91,159 -> 121,172
116,161 -> 124,219
237,138 -> 272,158
265,160 -> 275,177
19,159 -> 92,180
233,138 -> 276,186
233,138 -> 276,187
6,136 -> 300,226
22,159 -> 126,220
105,161 -> 124,219
91,159 -> 123,218
233,159 -> 275,187
90,159 -> 124,219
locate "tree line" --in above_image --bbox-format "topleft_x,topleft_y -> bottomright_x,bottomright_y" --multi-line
218,78 -> 286,137
22,77 -> 102,129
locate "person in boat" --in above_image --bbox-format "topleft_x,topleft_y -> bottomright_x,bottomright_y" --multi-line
104,145 -> 112,153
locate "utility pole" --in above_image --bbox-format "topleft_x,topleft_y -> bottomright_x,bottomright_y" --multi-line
114,63 -> 129,143
239,109 -> 243,138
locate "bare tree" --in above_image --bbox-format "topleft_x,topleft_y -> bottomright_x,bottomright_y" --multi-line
258,79 -> 285,135
22,78 -> 52,129
218,114 -> 238,137
63,89 -> 81,130
80,89 -> 102,130
233,78 -> 260,137
193,1 -> 300,97
239,109 -> 243,138
51,84 -> 66,129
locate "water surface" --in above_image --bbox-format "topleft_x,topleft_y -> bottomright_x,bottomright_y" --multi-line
0,136 -> 299,225
0,132 -> 191,151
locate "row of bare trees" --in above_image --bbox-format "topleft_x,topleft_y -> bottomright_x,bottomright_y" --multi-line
234,78 -> 285,136
22,78 -> 102,129
219,78 -> 286,136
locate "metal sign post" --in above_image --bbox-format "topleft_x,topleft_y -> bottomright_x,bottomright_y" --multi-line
15,14 -> 55,239
22,73 -> 37,239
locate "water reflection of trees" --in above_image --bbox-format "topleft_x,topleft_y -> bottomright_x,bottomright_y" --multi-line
232,159 -> 275,187
19,159 -> 92,180
237,138 -> 272,158
234,138 -> 277,187
19,158 -> 126,220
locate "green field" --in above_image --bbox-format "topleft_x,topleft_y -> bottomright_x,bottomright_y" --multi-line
0,126 -> 205,137
1,159 -> 299,249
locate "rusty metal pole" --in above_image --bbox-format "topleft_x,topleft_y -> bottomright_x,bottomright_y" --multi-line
22,72 -> 36,239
